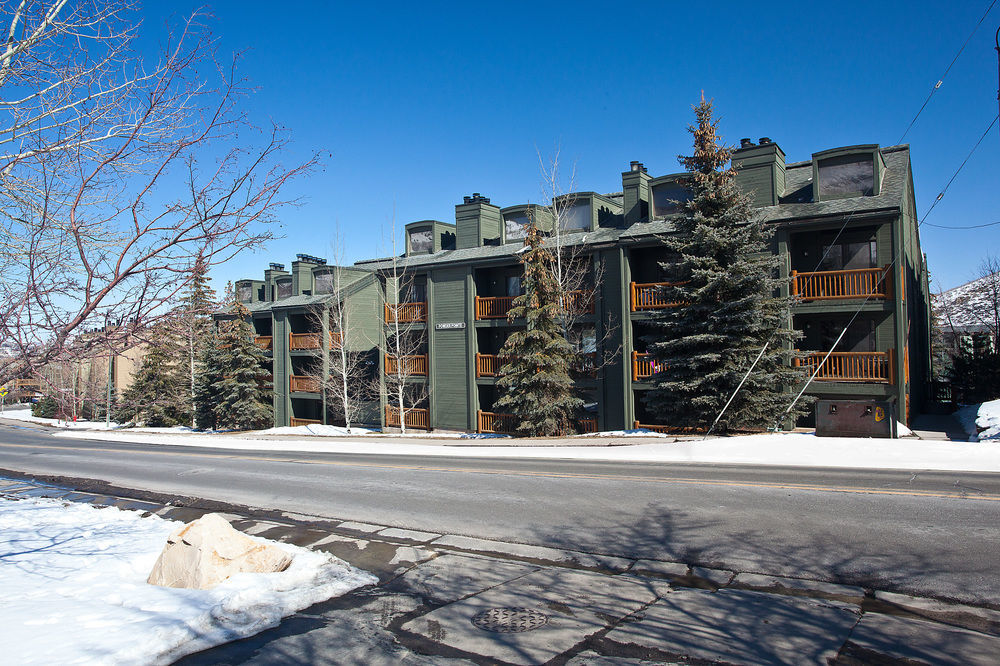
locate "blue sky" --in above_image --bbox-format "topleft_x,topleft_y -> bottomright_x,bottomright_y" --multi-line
142,1 -> 1000,292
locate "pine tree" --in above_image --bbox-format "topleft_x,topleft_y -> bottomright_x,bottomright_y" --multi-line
178,253 -> 218,427
116,326 -> 189,427
495,223 -> 583,436
206,297 -> 272,431
643,97 -> 808,432
193,328 -> 224,430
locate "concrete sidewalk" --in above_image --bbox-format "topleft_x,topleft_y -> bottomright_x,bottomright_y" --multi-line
3,476 -> 999,665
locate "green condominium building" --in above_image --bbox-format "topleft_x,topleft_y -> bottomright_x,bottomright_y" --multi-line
231,139 -> 931,433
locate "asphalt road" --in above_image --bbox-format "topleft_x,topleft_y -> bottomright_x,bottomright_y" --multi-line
2,419 -> 999,606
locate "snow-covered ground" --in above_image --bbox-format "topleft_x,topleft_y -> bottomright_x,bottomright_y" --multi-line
0,495 -> 375,665
955,399 -> 1000,442
6,407 -> 1000,472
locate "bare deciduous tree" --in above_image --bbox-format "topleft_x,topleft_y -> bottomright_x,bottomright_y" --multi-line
378,226 -> 429,433
0,1 -> 315,386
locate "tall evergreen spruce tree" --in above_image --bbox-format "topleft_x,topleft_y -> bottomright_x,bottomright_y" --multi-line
495,224 -> 583,436
643,98 -> 808,432
179,253 -> 217,427
117,326 -> 189,426
206,298 -> 273,431
193,328 -> 224,430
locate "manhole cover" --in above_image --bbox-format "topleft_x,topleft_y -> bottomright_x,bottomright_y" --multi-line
471,607 -> 549,633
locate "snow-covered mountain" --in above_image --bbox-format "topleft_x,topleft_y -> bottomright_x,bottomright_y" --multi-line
934,273 -> 1000,333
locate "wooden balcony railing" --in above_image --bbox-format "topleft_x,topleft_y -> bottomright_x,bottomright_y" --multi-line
791,265 -> 889,302
477,410 -> 519,434
794,350 -> 894,383
12,378 -> 40,388
475,291 -> 595,320
288,331 -> 342,350
253,335 -> 273,350
290,418 -> 321,427
630,282 -> 683,311
477,410 -> 599,435
475,295 -> 514,320
563,290 -> 596,315
385,354 -> 428,376
385,404 -> 430,430
476,352 -> 596,378
476,353 -> 500,377
631,351 -> 666,381
289,375 -> 321,393
385,302 -> 427,324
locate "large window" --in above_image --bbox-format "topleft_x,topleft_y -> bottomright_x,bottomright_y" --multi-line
651,181 -> 691,217
314,271 -> 334,295
504,213 -> 530,241
276,278 -> 292,299
559,201 -> 591,231
506,276 -> 522,297
818,155 -> 874,198
409,229 -> 433,253
818,230 -> 877,271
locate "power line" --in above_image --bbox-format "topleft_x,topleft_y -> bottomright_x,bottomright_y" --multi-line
897,0 -> 999,144
919,114 -> 998,226
923,219 -> 1000,229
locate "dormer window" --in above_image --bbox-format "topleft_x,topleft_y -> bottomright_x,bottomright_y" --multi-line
276,278 -> 292,299
559,200 -> 591,232
315,271 -> 334,295
503,212 -> 530,241
409,229 -> 433,254
818,154 -> 874,199
650,180 -> 691,218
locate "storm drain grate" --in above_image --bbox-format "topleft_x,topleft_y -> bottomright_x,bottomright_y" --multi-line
471,607 -> 549,633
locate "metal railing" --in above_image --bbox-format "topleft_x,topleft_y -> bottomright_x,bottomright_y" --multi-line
790,265 -> 889,302
385,354 -> 428,376
289,375 -> 321,393
384,302 -> 427,324
793,350 -> 894,383
385,404 -> 430,430
630,282 -> 684,311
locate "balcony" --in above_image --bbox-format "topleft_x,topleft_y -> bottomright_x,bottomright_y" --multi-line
384,354 -> 428,376
791,266 -> 889,302
477,410 -> 599,435
475,295 -> 514,320
475,291 -> 595,320
289,375 -> 320,393
794,350 -> 894,383
475,352 -> 597,378
254,335 -> 273,351
384,302 -> 427,324
630,282 -> 684,311
290,418 -> 321,427
385,404 -> 429,430
631,352 -> 666,381
289,331 -> 342,351
476,353 -> 501,377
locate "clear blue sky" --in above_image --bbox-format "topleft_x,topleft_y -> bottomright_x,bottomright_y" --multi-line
142,1 -> 1000,292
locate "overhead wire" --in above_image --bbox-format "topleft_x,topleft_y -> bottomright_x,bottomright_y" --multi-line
897,0 -> 998,144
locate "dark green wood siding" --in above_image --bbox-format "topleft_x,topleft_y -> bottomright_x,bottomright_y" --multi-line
430,267 -> 471,429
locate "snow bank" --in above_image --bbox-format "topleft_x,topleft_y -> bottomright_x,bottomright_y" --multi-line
49,428 -> 1000,472
0,496 -> 375,665
260,424 -> 378,436
955,400 -> 1000,442
1,407 -> 119,430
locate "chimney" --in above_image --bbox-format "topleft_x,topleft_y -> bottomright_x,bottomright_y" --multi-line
622,160 -> 651,225
455,193 -> 501,248
732,137 -> 785,207
291,254 -> 324,296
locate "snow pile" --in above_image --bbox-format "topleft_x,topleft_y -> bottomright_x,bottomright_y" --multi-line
575,429 -> 670,438
955,400 -> 1000,441
0,407 -> 119,430
0,497 -> 375,665
260,424 -> 378,436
